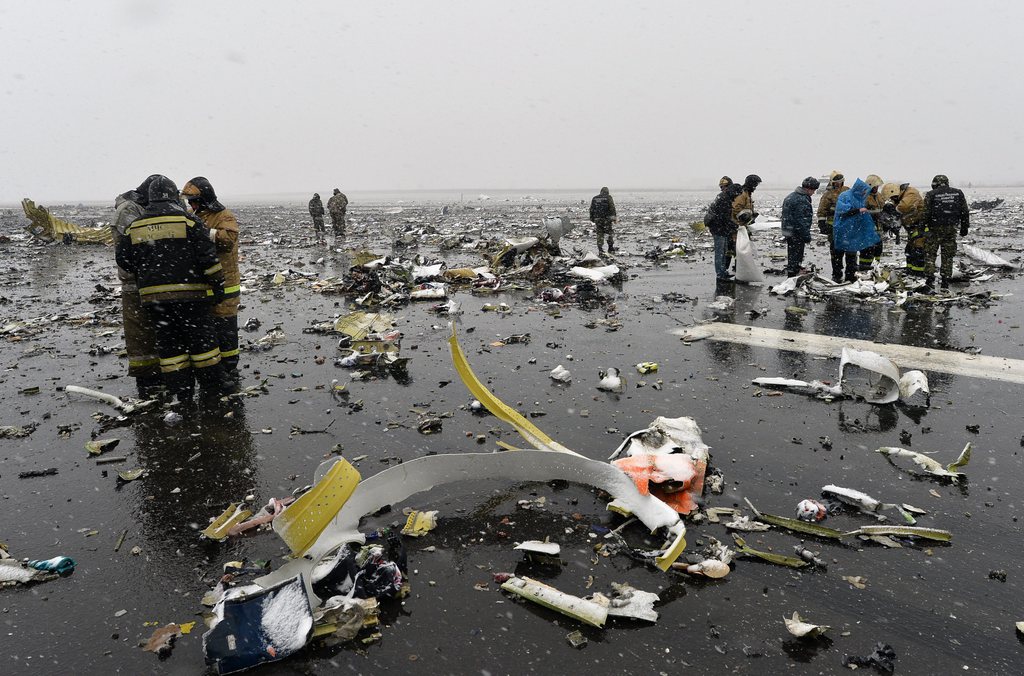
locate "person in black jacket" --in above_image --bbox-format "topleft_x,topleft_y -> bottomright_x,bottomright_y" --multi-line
309,193 -> 326,244
923,174 -> 969,290
115,175 -> 227,402
589,187 -> 617,255
781,177 -> 820,276
705,180 -> 744,279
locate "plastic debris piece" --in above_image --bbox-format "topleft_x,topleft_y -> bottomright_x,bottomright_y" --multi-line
118,468 -> 146,482
606,582 -> 660,622
566,630 -> 587,649
724,515 -> 771,532
842,642 -> 896,673
202,504 -> 254,541
27,556 -> 76,575
180,621 -> 196,634
273,458 -> 361,556
674,559 -> 730,579
796,499 -> 827,521
64,385 -> 155,414
569,264 -> 620,283
500,576 -> 608,628
596,368 -> 625,393
227,497 -> 296,537
784,611 -> 830,638
842,575 -> 867,589
844,525 -> 951,542
960,243 -> 1015,269
514,540 -> 561,557
732,535 -> 810,568
143,623 -> 182,656
549,365 -> 572,383
744,499 -> 844,539
400,510 -> 439,537
0,559 -> 59,586
635,362 -> 658,374
203,575 -> 314,675
85,438 -> 120,456
875,444 -> 971,482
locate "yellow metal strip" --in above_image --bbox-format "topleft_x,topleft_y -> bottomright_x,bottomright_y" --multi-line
448,323 -> 577,455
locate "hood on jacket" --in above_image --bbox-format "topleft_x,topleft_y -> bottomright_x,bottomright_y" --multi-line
849,178 -> 870,202
182,176 -> 225,212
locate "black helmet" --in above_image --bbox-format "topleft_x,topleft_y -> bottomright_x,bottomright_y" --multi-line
931,174 -> 949,189
147,175 -> 179,204
801,176 -> 820,191
743,174 -> 762,190
133,174 -> 161,207
181,176 -> 225,212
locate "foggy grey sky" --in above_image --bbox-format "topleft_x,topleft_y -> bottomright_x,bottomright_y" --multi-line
2,0 -> 1022,203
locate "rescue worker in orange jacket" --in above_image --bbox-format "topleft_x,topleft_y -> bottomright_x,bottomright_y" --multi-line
182,177 -> 242,389
115,175 -> 227,403
112,175 -> 161,395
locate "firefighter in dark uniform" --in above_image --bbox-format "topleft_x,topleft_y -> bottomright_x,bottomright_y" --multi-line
112,175 -> 161,395
115,175 -> 227,402
589,187 -> 617,255
923,174 -> 970,290
182,177 -> 242,389
896,183 -> 928,278
816,170 -> 850,282
309,193 -> 326,243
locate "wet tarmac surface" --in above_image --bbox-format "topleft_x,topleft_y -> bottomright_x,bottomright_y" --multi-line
2,190 -> 1023,674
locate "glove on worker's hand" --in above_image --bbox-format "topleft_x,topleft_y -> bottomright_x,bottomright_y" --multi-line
960,225 -> 969,237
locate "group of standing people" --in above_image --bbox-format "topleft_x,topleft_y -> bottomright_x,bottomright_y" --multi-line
113,175 -> 241,403
309,189 -> 348,244
775,173 -> 969,291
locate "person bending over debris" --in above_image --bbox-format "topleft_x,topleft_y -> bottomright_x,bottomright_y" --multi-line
590,186 -> 617,255
112,175 -> 162,396
781,177 -> 819,277
309,193 -> 326,244
182,177 -> 242,390
923,174 -> 970,291
327,188 -> 348,238
115,175 -> 229,403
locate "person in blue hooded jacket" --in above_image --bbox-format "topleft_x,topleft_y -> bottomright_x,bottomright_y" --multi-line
832,178 -> 881,282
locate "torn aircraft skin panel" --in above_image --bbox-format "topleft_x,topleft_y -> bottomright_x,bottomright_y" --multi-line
21,198 -> 114,245
254,450 -> 688,602
960,243 -> 1016,269
838,347 -> 902,404
500,576 -> 609,628
675,323 -> 1024,385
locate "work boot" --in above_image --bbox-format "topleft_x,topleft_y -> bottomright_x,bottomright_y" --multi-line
940,278 -> 950,290
135,374 -> 164,399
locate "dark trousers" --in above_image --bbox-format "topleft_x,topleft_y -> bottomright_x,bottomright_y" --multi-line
147,301 -> 222,400
214,314 -> 240,378
595,218 -> 614,251
785,238 -> 805,277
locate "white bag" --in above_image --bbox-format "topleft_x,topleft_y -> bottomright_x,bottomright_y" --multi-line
734,225 -> 764,283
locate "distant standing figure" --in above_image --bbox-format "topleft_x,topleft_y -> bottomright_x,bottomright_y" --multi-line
781,177 -> 820,277
705,178 -> 743,280
182,177 -> 242,389
327,188 -> 348,237
309,193 -> 326,243
816,171 -> 850,282
923,174 -> 969,290
589,187 -> 617,255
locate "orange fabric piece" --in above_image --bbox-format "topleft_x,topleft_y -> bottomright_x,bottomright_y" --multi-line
612,454 -> 706,514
